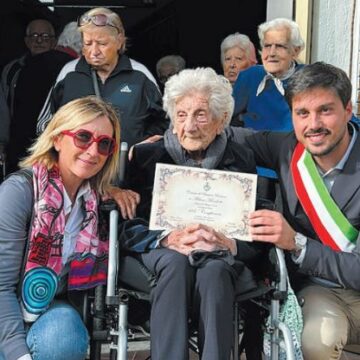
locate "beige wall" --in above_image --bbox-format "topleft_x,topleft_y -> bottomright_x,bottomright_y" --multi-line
295,0 -> 312,64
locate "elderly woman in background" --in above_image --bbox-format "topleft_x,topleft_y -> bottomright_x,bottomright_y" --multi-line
220,32 -> 257,86
37,7 -> 167,150
55,21 -> 83,58
119,68 -> 264,360
0,96 -> 120,360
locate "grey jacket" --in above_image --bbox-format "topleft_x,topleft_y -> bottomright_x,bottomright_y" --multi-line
0,173 -> 33,359
36,55 -> 168,147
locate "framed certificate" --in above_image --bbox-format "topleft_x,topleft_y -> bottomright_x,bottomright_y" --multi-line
149,163 -> 257,241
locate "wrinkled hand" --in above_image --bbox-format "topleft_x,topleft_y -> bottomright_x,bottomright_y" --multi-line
249,209 -> 296,250
163,224 -> 237,256
105,186 -> 140,219
128,134 -> 164,160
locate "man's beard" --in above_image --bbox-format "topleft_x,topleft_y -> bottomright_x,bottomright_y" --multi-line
306,128 -> 345,158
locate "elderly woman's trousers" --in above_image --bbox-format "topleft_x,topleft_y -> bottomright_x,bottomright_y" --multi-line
140,248 -> 238,360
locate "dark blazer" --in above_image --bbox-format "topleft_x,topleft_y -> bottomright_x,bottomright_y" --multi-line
240,126 -> 360,291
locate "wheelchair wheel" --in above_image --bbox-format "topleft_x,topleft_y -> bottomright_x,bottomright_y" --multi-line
110,349 -> 117,360
89,285 -> 106,360
93,285 -> 106,330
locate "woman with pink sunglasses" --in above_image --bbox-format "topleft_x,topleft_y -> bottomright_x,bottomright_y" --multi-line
0,96 -> 120,360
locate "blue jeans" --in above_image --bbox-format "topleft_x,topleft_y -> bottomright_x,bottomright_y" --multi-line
0,300 -> 89,360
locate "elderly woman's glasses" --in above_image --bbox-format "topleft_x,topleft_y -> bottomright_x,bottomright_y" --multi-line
62,129 -> 116,156
77,14 -> 121,33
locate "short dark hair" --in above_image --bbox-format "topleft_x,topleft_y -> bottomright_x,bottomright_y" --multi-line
285,62 -> 352,109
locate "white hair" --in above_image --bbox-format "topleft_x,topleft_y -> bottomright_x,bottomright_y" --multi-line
163,67 -> 234,127
57,21 -> 82,55
220,33 -> 252,65
258,18 -> 305,51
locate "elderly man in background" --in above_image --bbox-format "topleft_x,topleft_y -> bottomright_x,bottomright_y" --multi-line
3,21 -> 78,175
220,32 -> 257,86
1,19 -> 56,117
37,7 -> 168,149
118,67 -> 265,360
232,18 -> 304,130
232,18 -> 305,201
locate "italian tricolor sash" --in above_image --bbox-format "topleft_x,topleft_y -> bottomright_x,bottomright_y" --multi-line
291,143 -> 358,252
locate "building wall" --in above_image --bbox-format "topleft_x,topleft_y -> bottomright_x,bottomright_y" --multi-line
266,0 -> 293,20
311,0 -> 360,112
311,0 -> 353,72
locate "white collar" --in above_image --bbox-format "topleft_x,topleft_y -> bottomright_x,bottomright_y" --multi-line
256,61 -> 296,96
63,181 -> 91,215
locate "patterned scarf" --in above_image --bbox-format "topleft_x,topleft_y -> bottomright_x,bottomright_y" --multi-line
21,163 -> 108,322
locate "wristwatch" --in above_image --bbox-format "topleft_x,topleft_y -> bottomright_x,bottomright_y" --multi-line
292,232 -> 307,257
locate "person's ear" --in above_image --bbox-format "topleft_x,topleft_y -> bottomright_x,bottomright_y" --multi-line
216,113 -> 227,134
24,36 -> 31,50
50,37 -> 57,49
292,46 -> 301,59
345,100 -> 353,121
116,32 -> 125,52
53,135 -> 62,152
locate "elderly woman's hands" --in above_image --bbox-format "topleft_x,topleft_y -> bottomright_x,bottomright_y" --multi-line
162,224 -> 237,256
105,185 -> 140,219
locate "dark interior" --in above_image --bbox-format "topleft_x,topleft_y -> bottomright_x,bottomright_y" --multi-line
1,0 -> 267,76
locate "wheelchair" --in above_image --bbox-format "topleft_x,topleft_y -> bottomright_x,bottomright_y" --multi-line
84,143 -> 298,360
84,203 -> 297,360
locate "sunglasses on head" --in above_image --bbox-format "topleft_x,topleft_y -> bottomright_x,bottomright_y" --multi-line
77,14 -> 121,33
61,129 -> 117,156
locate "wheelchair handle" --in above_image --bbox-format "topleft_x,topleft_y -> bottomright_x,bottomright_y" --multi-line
107,208 -> 119,298
100,199 -> 118,212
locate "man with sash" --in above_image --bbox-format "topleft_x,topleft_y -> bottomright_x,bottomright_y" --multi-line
237,62 -> 360,359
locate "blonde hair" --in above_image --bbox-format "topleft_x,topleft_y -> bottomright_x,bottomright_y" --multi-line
78,7 -> 126,53
20,96 -> 120,195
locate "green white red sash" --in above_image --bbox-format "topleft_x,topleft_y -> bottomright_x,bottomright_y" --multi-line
291,143 -> 358,252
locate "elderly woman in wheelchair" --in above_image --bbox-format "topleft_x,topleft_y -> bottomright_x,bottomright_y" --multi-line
116,67 -> 268,360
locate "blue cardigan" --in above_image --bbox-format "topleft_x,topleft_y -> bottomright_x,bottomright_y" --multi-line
232,64 -> 304,178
